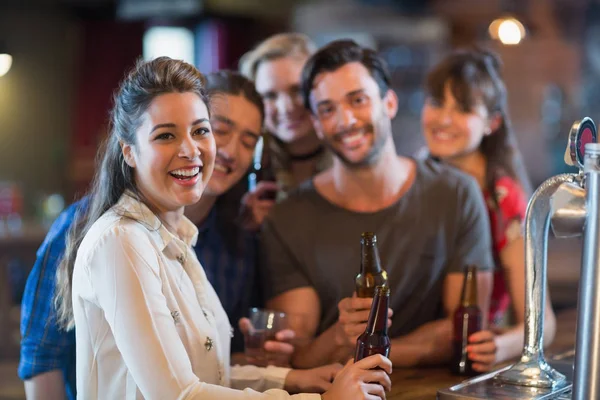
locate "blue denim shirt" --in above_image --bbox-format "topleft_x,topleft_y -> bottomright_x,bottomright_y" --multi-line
18,199 -> 87,400
194,197 -> 260,353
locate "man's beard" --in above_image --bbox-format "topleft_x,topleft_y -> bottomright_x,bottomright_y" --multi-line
324,121 -> 390,169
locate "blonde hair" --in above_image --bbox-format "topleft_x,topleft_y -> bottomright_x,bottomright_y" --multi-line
239,33 -> 317,81
239,33 -> 322,193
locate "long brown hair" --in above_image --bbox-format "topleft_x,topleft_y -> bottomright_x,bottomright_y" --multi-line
425,48 -> 532,200
55,57 -> 210,330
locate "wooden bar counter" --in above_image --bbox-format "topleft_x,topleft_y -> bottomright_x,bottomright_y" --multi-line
387,308 -> 577,399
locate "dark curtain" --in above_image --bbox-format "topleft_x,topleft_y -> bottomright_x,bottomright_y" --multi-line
70,20 -> 144,199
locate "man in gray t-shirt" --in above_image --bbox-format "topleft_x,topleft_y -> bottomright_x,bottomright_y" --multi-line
260,40 -> 494,369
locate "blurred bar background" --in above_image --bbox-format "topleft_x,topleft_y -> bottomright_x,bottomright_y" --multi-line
0,0 -> 591,398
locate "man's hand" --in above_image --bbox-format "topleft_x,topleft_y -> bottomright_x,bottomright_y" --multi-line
238,317 -> 295,367
336,295 -> 393,348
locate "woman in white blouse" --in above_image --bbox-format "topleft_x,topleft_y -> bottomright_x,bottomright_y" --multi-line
54,57 -> 392,399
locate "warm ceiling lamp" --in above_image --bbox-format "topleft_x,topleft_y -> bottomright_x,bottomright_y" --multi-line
0,43 -> 12,77
489,16 -> 526,45
488,0 -> 528,47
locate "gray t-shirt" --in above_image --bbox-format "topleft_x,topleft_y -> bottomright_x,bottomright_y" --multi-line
259,159 -> 494,338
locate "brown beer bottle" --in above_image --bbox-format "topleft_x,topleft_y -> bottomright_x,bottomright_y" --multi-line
450,265 -> 482,376
248,135 -> 277,200
355,232 -> 388,298
354,286 -> 391,362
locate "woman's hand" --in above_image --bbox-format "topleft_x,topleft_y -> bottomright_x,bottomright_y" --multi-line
321,355 -> 392,400
467,330 -> 499,372
284,363 -> 343,394
239,181 -> 278,231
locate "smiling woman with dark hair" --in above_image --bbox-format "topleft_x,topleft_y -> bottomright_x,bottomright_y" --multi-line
421,48 -> 556,372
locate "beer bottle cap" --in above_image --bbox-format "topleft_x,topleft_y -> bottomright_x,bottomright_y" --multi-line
361,232 -> 377,244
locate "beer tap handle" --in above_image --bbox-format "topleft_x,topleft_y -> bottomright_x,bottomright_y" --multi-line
552,118 -> 595,237
566,117 -> 597,173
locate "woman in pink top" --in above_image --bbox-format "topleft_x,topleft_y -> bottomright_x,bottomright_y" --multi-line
54,57 -> 391,400
421,48 -> 557,372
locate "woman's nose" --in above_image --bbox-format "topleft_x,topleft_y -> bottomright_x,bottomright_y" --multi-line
179,136 -> 200,159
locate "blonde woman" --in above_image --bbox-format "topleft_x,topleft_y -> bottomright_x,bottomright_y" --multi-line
239,34 -> 332,228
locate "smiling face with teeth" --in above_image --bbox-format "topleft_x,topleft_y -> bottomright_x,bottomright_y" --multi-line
121,92 -> 216,215
309,62 -> 398,168
422,83 -> 494,161
204,93 -> 262,196
255,56 -> 314,145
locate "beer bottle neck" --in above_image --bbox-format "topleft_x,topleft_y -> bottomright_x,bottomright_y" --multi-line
366,290 -> 389,335
253,135 -> 275,181
461,266 -> 478,307
361,242 -> 382,274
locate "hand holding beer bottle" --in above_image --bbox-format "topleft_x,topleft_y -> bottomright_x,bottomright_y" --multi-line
354,286 -> 391,362
321,355 -> 392,400
335,232 -> 392,350
240,135 -> 278,231
450,265 -> 482,376
336,293 -> 393,349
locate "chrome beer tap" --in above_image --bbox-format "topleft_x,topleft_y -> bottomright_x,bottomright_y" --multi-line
438,117 -> 597,400
570,138 -> 600,400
